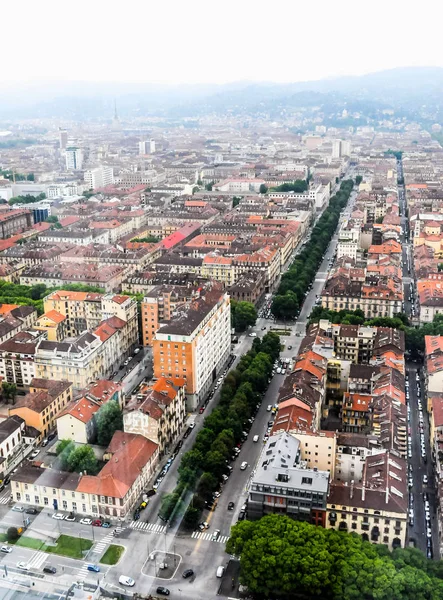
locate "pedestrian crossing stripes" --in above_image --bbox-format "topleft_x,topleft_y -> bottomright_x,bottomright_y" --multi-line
91,533 -> 114,554
76,563 -> 90,578
27,551 -> 47,570
130,520 -> 166,534
0,491 -> 10,504
191,531 -> 229,544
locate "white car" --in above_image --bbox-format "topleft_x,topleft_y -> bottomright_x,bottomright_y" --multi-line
248,332 -> 257,337
30,450 -> 40,459
11,506 -> 24,512
52,513 -> 65,520
119,575 -> 135,587
240,461 -> 248,470
80,518 -> 92,525
423,475 -> 428,484
17,562 -> 29,571
267,405 -> 272,412
0,546 -> 12,553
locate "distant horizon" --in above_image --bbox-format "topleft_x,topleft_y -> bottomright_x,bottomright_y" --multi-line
2,64 -> 442,90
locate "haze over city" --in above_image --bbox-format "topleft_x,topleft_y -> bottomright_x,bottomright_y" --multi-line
1,3 -> 443,600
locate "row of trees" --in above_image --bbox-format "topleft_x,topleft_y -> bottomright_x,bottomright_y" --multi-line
130,235 -> 160,243
159,332 -> 281,526
309,306 -> 410,329
230,300 -> 257,332
227,515 -> 443,600
0,281 -> 106,315
270,179 -> 308,193
9,192 -> 46,205
271,179 -> 355,320
0,169 -> 34,181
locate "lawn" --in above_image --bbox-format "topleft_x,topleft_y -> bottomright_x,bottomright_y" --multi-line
100,544 -> 124,565
44,534 -> 93,559
0,533 -> 92,559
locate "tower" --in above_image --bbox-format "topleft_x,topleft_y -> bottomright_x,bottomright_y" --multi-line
112,99 -> 121,131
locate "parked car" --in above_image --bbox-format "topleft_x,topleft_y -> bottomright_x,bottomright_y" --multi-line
198,522 -> 209,531
25,507 -> 38,515
0,546 -> 12,553
228,502 -> 235,511
47,433 -> 56,442
92,519 -> 102,527
156,588 -> 170,596
65,513 -> 76,522
30,450 -> 40,459
80,518 -> 92,525
102,521 -> 111,528
52,513 -> 65,520
17,562 -> 29,571
240,461 -> 248,470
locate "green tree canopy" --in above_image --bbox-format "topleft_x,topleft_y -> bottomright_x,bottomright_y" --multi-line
96,401 -> 123,446
259,183 -> 268,194
227,515 -> 443,600
67,445 -> 99,475
231,300 -> 257,332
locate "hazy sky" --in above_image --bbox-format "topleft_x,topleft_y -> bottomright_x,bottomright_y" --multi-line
4,0 -> 442,86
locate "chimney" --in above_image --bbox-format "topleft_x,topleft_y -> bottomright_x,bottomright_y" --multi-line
361,484 -> 365,502
350,479 -> 354,499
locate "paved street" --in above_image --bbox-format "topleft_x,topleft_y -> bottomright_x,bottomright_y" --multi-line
0,181 -> 359,599
406,366 -> 437,557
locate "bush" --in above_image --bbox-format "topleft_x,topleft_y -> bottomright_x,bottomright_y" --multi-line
7,527 -> 19,542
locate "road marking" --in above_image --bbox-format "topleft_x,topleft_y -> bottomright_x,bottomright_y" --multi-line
28,551 -> 47,570
190,531 -> 229,544
129,520 -> 166,534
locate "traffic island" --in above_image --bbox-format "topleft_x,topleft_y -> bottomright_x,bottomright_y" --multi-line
141,550 -> 181,580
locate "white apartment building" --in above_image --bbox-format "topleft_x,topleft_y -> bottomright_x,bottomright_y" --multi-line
65,148 -> 83,171
84,166 -> 114,190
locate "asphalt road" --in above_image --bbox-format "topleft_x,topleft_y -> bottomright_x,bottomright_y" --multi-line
406,366 -> 438,557
0,179 -> 359,600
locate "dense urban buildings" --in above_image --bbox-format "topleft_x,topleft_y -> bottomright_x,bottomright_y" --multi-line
0,98 -> 442,598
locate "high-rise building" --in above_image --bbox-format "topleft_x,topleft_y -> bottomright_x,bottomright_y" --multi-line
139,141 -> 149,155
332,139 -> 342,159
152,290 -> 231,410
84,166 -> 114,190
59,129 -> 68,149
65,147 -> 83,171
139,139 -> 156,155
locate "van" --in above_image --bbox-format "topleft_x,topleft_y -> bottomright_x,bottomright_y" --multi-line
216,566 -> 225,578
253,435 -> 259,442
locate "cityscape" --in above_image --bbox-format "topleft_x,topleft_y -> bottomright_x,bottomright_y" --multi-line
2,6 -> 443,599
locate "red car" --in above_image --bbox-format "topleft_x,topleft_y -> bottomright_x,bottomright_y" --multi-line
92,519 -> 102,527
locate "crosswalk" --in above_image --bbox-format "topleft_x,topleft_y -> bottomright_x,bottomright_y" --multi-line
91,532 -> 114,554
76,562 -> 91,579
191,531 -> 229,544
130,520 -> 166,534
0,490 -> 10,504
27,551 -> 47,570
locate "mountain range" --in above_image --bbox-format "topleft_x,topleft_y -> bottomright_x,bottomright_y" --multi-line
1,66 -> 443,121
